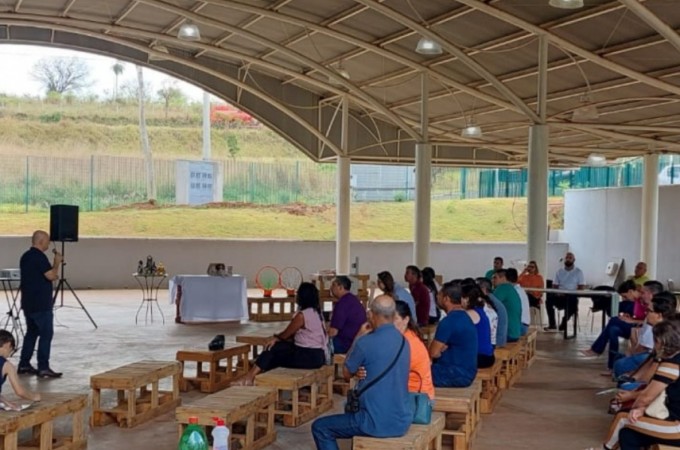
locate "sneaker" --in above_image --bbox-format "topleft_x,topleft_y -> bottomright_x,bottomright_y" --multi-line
543,326 -> 558,333
17,365 -> 38,375
37,369 -> 63,379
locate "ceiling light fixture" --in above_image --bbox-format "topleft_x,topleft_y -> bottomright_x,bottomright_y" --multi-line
461,119 -> 483,139
415,37 -> 443,56
328,62 -> 351,86
549,0 -> 584,9
148,45 -> 170,61
586,153 -> 607,167
178,22 -> 201,41
572,93 -> 600,121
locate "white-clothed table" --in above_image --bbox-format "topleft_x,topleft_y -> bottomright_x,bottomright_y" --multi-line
170,275 -> 247,322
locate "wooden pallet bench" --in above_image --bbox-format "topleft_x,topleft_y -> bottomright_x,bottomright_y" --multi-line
91,360 -> 182,428
254,365 -> 334,427
0,393 -> 87,450
475,359 -> 502,414
248,296 -> 297,322
353,411 -> 445,450
434,380 -> 482,450
521,329 -> 538,368
495,341 -> 522,389
331,353 -> 356,396
176,386 -> 277,450
236,333 -> 274,361
177,344 -> 251,393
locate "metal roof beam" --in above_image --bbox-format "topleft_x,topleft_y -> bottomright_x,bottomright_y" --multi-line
619,0 -> 680,55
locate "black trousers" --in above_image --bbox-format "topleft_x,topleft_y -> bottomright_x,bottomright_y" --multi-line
255,340 -> 325,372
619,426 -> 680,450
477,353 -> 495,369
527,293 -> 541,309
546,294 -> 579,329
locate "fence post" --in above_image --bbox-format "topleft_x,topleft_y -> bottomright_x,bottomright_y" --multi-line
295,161 -> 300,202
249,162 -> 255,203
460,168 -> 467,199
89,154 -> 95,211
24,156 -> 29,213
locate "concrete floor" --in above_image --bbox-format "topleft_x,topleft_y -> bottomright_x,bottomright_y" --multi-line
3,290 -> 616,449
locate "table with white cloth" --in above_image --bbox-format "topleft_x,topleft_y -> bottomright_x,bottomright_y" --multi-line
170,275 -> 248,323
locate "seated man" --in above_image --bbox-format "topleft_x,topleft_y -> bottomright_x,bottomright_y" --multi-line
476,277 -> 508,348
329,276 -> 367,354
506,268 -> 530,336
311,295 -> 411,449
429,281 -> 478,387
544,252 -> 585,332
492,269 -> 522,343
484,256 -> 503,281
404,265 -> 430,327
628,261 -> 649,287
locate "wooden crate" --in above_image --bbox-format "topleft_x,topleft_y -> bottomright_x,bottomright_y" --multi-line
91,360 -> 182,428
248,296 -> 297,322
331,354 -> 355,396
177,344 -> 251,393
494,342 -> 522,389
0,393 -> 87,450
434,380 -> 482,450
254,365 -> 334,427
354,411 -> 445,450
521,329 -> 538,368
176,386 -> 277,450
475,359 -> 502,414
236,333 -> 273,361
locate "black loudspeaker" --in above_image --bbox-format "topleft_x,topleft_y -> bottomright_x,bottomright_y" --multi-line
50,205 -> 79,242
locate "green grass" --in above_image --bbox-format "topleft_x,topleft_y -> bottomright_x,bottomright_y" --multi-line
0,198 -> 563,241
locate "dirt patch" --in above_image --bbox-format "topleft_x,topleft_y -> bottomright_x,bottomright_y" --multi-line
105,201 -> 332,216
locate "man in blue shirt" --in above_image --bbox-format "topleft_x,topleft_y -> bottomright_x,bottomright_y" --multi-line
429,281 -> 478,387
19,230 -> 63,378
312,295 -> 411,450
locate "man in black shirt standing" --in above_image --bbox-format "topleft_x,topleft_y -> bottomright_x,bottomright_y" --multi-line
18,230 -> 63,378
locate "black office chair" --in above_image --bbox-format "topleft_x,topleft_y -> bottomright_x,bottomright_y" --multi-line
590,285 -> 616,331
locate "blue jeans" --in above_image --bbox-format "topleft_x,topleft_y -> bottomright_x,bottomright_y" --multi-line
19,310 -> 54,371
590,317 -> 634,369
520,323 -> 529,336
332,336 -> 350,355
613,352 -> 650,378
431,363 -> 475,388
312,413 -> 368,450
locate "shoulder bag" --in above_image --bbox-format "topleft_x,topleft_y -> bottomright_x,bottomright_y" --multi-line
409,370 -> 433,424
345,336 -> 406,414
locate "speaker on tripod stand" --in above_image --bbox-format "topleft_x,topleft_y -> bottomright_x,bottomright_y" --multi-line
50,205 -> 97,329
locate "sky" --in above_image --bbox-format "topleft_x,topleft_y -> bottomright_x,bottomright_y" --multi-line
0,44 -> 210,102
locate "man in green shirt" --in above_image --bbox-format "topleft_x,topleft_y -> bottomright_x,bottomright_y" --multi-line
628,261 -> 649,287
491,269 -> 522,342
484,257 -> 504,281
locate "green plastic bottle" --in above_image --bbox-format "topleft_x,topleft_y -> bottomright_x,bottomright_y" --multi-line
178,417 -> 209,450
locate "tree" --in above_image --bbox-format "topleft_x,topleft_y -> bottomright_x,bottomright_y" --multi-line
31,57 -> 90,94
156,79 -> 186,119
136,66 -> 156,202
112,61 -> 125,102
226,133 -> 240,158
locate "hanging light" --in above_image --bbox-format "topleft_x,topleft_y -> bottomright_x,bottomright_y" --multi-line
328,63 -> 351,86
549,0 -> 584,8
572,93 -> 600,121
178,22 -> 201,41
415,37 -> 443,56
461,119 -> 483,139
586,153 -> 607,167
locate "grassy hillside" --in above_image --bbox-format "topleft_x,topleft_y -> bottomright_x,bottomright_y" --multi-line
0,198 -> 563,241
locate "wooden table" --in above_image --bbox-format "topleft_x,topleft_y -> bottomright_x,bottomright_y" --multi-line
177,344 -> 251,392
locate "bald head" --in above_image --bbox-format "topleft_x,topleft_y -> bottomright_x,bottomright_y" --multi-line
31,230 -> 50,251
370,294 -> 396,320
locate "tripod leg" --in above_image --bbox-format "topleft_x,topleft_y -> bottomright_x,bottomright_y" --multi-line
62,280 -> 98,329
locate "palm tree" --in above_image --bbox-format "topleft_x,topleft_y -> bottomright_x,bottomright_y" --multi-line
112,61 -> 124,102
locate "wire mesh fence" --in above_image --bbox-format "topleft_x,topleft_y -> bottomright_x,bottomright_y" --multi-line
0,154 -> 678,212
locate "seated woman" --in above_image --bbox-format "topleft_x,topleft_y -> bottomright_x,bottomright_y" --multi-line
518,260 -> 544,309
603,319 -> 680,450
394,300 -> 435,400
234,282 -> 328,386
462,285 -> 495,368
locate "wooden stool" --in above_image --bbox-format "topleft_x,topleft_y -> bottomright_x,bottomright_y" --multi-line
236,333 -> 273,361
332,354 -> 355,395
521,329 -> 538,368
0,393 -> 87,450
495,342 -> 522,389
176,386 -> 277,450
255,365 -> 334,427
434,380 -> 482,450
475,359 -> 502,414
91,360 -> 181,428
248,296 -> 297,322
354,411 -> 445,450
177,344 -> 251,393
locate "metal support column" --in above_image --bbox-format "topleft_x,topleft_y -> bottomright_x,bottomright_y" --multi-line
335,97 -> 351,274
414,73 -> 431,267
641,153 -> 659,278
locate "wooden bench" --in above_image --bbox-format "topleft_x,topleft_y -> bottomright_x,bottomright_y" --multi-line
0,393 -> 87,450
177,344 -> 251,393
475,359 -> 502,414
254,365 -> 334,427
521,329 -> 538,368
236,333 -> 273,361
434,380 -> 482,450
331,353 -> 356,396
495,342 -> 522,389
248,296 -> 297,322
176,386 -> 277,450
91,360 -> 182,428
353,411 -> 445,450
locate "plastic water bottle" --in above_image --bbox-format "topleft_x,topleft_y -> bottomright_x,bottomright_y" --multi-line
178,417 -> 209,450
211,417 -> 229,450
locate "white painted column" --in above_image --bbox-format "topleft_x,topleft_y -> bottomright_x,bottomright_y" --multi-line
641,153 -> 659,278
527,125 -> 549,277
202,91 -> 211,160
414,72 -> 431,267
335,97 -> 351,274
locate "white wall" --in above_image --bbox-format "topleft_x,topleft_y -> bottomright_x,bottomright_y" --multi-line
0,237 -> 568,289
563,185 -> 680,286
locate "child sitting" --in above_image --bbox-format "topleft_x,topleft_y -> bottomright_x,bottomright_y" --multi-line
0,330 -> 41,410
